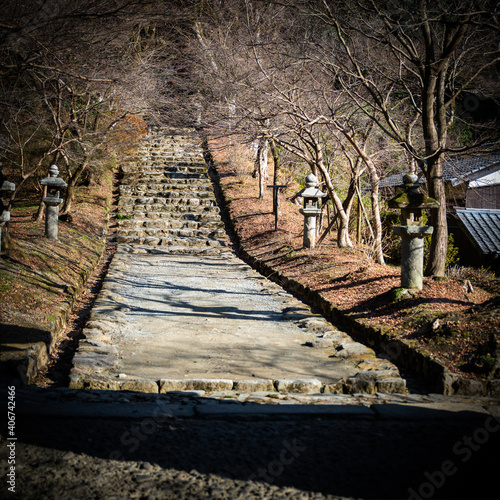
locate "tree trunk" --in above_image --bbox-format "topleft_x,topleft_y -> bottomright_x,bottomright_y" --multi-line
254,138 -> 268,200
270,139 -> 280,214
365,161 -> 385,265
34,185 -> 47,222
315,160 -> 352,248
425,154 -> 448,276
61,159 -> 89,215
421,71 -> 447,277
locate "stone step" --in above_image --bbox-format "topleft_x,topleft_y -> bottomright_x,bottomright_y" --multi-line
118,244 -> 229,255
121,154 -> 205,160
120,176 -> 212,186
120,167 -> 209,178
135,150 -> 204,158
116,205 -> 221,215
115,210 -> 221,221
117,196 -> 217,207
118,192 -> 214,202
115,234 -> 227,248
123,158 -> 207,165
116,227 -> 227,239
119,185 -> 213,195
116,219 -> 224,230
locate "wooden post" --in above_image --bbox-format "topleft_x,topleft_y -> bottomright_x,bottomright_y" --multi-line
267,184 -> 287,231
356,179 -> 362,243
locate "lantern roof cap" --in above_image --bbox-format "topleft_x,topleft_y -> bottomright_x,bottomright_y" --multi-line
41,165 -> 67,188
296,173 -> 327,199
388,173 -> 439,209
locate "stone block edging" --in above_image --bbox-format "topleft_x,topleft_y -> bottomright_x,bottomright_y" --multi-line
237,249 -> 500,398
68,373 -> 406,395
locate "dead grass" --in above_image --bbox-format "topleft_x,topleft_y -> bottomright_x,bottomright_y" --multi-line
211,138 -> 499,381
0,169 -> 113,331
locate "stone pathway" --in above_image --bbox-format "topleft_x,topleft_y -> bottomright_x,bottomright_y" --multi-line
4,128 -> 500,500
69,128 -> 406,395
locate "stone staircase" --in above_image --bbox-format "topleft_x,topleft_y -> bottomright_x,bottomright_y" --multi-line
115,128 -> 229,254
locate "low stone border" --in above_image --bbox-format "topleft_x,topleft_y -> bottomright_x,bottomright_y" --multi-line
69,373 -> 406,396
236,249 -> 500,399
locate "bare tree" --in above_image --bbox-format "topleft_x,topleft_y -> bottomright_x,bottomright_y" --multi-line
1,0 -> 187,216
292,0 -> 500,275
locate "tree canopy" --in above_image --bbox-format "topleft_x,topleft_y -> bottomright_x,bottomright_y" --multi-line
1,0 -> 499,273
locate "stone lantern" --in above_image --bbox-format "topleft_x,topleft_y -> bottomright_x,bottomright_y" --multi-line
0,169 -> 15,252
388,173 -> 440,291
296,173 -> 327,249
41,165 -> 67,240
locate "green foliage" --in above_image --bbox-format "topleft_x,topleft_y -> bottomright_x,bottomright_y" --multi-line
0,273 -> 12,293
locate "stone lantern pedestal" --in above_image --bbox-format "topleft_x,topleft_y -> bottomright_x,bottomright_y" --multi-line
388,173 -> 439,291
393,225 -> 434,290
296,174 -> 327,249
41,165 -> 67,240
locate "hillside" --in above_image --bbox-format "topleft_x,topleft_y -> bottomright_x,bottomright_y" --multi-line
1,134 -> 499,393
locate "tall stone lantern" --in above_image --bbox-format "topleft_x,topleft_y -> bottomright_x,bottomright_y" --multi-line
296,173 -> 327,249
41,165 -> 67,240
388,173 -> 439,291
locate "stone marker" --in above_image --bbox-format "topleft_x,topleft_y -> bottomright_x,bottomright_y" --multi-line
296,174 -> 327,249
388,173 -> 439,290
0,169 -> 15,252
40,165 -> 67,240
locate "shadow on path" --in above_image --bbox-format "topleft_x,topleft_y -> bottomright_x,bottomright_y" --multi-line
10,388 -> 500,499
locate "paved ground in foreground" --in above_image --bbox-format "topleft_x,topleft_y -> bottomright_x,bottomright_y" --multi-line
2,386 -> 500,499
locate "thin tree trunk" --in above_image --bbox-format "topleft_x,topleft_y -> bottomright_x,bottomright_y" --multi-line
35,185 -> 47,222
315,159 -> 352,248
270,139 -> 280,214
367,171 -> 384,265
61,158 -> 89,215
254,138 -> 268,200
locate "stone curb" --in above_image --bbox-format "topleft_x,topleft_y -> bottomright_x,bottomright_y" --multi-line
68,369 -> 407,396
241,252 -> 500,398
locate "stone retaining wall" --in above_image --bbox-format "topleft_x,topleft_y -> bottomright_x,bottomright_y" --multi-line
3,247 -> 105,385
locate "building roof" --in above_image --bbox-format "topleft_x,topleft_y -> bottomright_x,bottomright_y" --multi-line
445,153 -> 500,186
378,152 -> 500,189
455,208 -> 500,255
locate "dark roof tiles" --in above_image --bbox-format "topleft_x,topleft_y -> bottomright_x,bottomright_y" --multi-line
455,208 -> 500,255
379,153 -> 500,189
